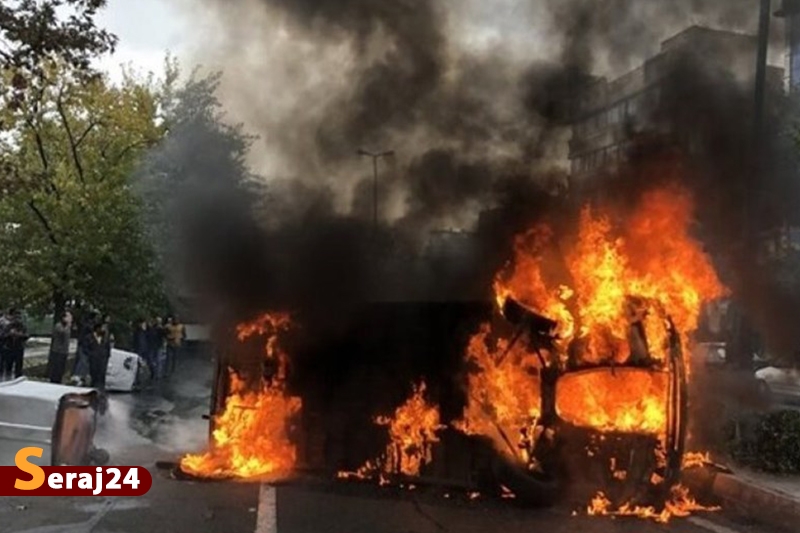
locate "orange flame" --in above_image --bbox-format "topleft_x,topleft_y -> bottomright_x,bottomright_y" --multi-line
376,382 -> 445,477
455,324 -> 542,460
682,451 -> 712,469
587,484 -> 720,523
180,313 -> 302,480
556,368 -> 669,434
340,382 -> 444,481
460,187 -> 725,456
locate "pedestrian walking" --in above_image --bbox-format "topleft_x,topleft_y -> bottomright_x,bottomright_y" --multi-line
165,316 -> 186,377
47,311 -> 73,383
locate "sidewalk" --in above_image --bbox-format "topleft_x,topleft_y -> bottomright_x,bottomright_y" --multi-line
686,463 -> 800,532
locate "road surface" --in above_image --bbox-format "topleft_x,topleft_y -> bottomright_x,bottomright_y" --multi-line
0,350 -> 787,533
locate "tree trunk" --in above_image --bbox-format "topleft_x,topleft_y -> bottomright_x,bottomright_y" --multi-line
53,288 -> 66,325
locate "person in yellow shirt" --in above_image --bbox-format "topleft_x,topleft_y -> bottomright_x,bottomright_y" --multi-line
165,316 -> 186,377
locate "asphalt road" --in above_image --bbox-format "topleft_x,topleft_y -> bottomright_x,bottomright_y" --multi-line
0,474 -> 779,533
0,351 -> 786,533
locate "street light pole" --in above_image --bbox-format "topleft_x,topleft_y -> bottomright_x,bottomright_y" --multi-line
357,148 -> 394,228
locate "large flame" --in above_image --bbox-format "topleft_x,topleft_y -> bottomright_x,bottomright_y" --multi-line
461,187 -> 724,454
456,324 -> 541,460
459,186 -> 723,518
495,187 -> 724,366
180,313 -> 302,480
556,368 -> 669,434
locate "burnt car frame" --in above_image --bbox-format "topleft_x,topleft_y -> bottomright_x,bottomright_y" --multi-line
478,297 -> 688,508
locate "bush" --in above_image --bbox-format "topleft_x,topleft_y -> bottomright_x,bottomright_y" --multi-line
727,410 -> 800,474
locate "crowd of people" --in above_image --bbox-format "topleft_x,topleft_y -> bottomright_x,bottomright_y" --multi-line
0,308 -> 186,391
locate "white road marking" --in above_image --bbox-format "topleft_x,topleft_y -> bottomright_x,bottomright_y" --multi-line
255,484 -> 278,533
688,516 -> 742,533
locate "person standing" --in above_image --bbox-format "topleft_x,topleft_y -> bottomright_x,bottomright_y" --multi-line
5,309 -> 28,379
0,309 -> 11,381
71,311 -> 97,386
147,316 -> 166,380
47,311 -> 73,383
133,318 -> 149,359
165,316 -> 186,377
86,322 -> 108,391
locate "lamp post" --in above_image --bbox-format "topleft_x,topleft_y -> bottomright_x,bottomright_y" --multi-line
357,148 -> 395,228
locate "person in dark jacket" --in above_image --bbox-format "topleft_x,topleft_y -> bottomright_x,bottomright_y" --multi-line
47,311 -> 73,383
4,309 -> 28,379
71,311 -> 98,385
132,318 -> 151,376
147,316 -> 166,380
0,309 -> 10,381
101,314 -> 114,358
86,322 -> 108,391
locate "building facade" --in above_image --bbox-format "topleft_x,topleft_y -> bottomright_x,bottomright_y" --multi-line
568,26 -> 783,180
777,0 -> 800,89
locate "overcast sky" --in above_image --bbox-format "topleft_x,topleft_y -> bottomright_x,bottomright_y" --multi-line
94,0 -> 192,81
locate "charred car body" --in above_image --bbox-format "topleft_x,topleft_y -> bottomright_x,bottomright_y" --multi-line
473,297 -> 688,508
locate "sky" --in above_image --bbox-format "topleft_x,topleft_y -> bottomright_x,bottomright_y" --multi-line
92,0 -> 786,85
94,0 -> 192,82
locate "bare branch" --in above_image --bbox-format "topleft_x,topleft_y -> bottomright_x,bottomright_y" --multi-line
27,199 -> 58,245
75,121 -> 98,147
102,139 -> 154,172
56,88 -> 85,184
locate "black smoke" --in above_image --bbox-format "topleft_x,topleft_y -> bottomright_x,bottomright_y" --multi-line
147,0 -> 800,426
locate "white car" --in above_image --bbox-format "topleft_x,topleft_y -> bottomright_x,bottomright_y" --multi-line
755,365 -> 800,405
691,342 -> 727,366
104,348 -> 147,392
0,378 -> 103,466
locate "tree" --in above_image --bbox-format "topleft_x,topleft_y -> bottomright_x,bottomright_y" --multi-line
135,65 -> 258,312
0,59 -> 166,321
0,0 -> 115,100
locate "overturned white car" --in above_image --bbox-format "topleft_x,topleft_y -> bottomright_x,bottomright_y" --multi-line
0,378 -> 106,466
104,348 -> 148,392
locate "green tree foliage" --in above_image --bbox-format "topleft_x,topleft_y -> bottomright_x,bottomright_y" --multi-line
728,410 -> 800,474
0,0 -> 116,110
0,60 -> 166,321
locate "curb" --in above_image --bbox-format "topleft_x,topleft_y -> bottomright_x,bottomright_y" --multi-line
712,472 -> 800,531
684,468 -> 800,532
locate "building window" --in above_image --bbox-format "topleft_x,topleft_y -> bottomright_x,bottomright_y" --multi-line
791,15 -> 800,89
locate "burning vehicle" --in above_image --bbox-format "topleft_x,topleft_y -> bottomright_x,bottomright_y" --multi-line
456,187 -> 725,517
179,186 -> 724,521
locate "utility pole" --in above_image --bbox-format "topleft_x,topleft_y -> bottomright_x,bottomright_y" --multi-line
357,148 -> 394,228
749,0 -> 772,244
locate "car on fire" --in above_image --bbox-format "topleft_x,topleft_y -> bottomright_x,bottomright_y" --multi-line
473,297 -> 687,509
